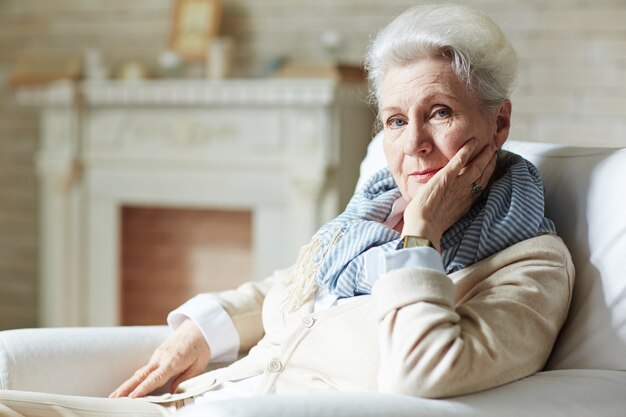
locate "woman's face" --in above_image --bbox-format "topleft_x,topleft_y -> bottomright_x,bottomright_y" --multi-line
379,57 -> 509,201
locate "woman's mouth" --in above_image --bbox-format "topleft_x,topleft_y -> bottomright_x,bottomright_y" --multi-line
407,168 -> 442,183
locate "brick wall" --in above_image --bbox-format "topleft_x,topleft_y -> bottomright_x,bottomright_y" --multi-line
1,0 -> 625,329
121,206 -> 252,326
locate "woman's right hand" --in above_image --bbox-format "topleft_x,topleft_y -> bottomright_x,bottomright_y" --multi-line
401,139 -> 498,250
109,318 -> 211,398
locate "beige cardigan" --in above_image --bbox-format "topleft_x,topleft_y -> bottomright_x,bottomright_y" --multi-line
147,234 -> 574,403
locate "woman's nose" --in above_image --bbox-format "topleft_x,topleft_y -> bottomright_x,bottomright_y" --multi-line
404,123 -> 432,155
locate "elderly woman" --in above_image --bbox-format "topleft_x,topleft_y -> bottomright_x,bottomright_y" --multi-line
0,4 -> 573,417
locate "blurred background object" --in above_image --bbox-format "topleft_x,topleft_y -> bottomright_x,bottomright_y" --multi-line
1,0 -> 626,330
9,51 -> 82,87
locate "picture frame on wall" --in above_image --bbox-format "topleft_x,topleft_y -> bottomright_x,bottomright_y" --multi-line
170,0 -> 222,61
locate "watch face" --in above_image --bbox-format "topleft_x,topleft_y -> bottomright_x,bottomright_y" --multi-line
402,236 -> 433,248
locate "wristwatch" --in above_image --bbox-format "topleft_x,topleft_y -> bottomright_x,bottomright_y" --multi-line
401,235 -> 435,249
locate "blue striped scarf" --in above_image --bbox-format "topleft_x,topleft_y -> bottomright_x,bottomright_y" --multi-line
301,150 -> 556,298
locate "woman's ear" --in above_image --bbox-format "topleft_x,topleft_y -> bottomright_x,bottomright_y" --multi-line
493,100 -> 512,148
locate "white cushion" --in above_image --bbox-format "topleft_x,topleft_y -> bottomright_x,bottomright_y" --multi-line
180,369 -> 626,417
358,133 -> 626,371
504,141 -> 626,371
0,326 -> 170,396
356,132 -> 388,191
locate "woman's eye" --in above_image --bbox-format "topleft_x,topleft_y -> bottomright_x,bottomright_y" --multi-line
387,117 -> 407,128
433,108 -> 451,119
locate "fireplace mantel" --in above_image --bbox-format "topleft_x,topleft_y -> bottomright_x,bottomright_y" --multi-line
19,79 -> 374,327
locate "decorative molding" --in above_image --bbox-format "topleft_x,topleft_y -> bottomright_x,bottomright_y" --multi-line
86,109 -> 284,156
17,79 -> 341,107
83,79 -> 337,106
16,81 -> 76,106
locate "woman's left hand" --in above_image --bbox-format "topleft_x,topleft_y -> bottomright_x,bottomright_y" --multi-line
109,318 -> 211,398
401,139 -> 498,250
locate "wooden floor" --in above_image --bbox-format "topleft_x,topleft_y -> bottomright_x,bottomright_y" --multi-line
120,206 -> 252,325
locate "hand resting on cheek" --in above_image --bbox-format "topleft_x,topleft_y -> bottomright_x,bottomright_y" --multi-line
401,138 -> 498,251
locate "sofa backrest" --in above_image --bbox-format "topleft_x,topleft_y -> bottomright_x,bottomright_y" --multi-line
505,141 -> 626,371
358,133 -> 626,371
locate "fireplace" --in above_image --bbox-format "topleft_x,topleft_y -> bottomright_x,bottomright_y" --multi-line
120,206 -> 252,325
19,79 -> 374,327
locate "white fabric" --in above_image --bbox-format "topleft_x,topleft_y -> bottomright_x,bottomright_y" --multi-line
381,195 -> 408,228
364,246 -> 445,288
2,327 -> 625,416
190,290 -> 370,403
193,378 -> 261,406
168,294 -> 239,362
504,141 -> 626,371
178,370 -> 626,417
356,133 -> 388,192
0,326 -> 170,396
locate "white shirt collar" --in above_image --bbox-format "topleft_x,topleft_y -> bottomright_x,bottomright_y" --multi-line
383,196 -> 408,228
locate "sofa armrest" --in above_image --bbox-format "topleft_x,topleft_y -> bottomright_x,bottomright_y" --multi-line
178,370 -> 626,417
0,326 -> 170,397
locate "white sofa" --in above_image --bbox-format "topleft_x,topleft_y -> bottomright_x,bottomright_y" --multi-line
1,139 -> 626,416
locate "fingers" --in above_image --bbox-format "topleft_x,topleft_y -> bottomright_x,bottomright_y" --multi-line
446,138 -> 480,177
169,362 -> 204,393
440,141 -> 496,206
459,141 -> 497,182
109,356 -> 179,398
127,363 -> 174,398
109,362 -> 157,398
475,145 -> 498,187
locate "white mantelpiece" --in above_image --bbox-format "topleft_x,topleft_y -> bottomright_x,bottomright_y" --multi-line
19,79 -> 374,327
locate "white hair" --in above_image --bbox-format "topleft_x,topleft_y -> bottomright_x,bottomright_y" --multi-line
364,4 -> 518,110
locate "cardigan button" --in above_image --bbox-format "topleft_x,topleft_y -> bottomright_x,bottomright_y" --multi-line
302,316 -> 316,328
267,358 -> 282,373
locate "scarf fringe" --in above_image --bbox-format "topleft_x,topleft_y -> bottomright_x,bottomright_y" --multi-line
282,229 -> 345,312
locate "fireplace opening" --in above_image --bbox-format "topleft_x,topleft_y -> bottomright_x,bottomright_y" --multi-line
120,206 -> 252,325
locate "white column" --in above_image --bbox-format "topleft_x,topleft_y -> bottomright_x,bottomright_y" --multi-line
36,106 -> 84,327
85,197 -> 119,326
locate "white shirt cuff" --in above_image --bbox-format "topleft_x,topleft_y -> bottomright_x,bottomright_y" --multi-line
167,294 -> 240,362
364,246 -> 445,288
383,246 -> 445,274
